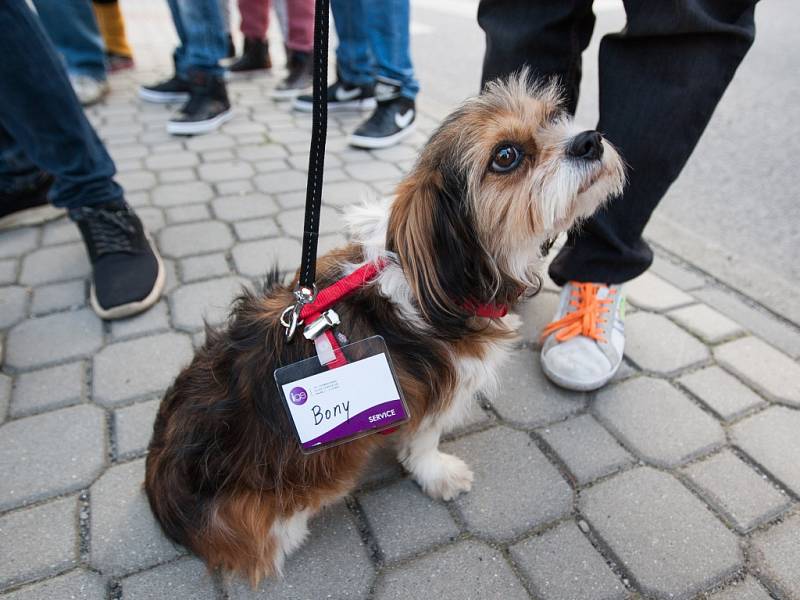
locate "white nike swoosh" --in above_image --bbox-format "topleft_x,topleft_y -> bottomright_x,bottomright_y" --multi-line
394,109 -> 415,129
334,86 -> 362,102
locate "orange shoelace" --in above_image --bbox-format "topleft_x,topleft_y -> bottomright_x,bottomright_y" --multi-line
541,282 -> 616,344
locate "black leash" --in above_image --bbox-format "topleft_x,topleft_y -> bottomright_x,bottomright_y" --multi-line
282,0 -> 329,340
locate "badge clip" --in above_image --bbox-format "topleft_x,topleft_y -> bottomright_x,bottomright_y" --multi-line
303,309 -> 340,340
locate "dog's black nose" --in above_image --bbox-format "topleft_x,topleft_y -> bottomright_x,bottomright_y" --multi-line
567,130 -> 604,161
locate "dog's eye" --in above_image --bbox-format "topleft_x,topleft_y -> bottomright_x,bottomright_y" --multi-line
490,145 -> 524,173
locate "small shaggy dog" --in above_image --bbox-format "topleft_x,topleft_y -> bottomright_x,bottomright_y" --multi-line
145,73 -> 625,584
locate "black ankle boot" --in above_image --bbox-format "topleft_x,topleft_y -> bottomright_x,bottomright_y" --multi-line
229,37 -> 271,73
167,70 -> 232,136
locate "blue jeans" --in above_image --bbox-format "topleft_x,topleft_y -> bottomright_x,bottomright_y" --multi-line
0,1 -> 122,209
167,0 -> 227,77
331,0 -> 419,100
32,0 -> 106,81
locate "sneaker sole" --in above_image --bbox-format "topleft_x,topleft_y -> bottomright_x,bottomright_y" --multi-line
539,352 -> 623,392
0,205 -> 64,231
138,88 -> 190,104
90,235 -> 166,320
166,108 -> 234,136
348,123 -> 416,149
292,97 -> 377,113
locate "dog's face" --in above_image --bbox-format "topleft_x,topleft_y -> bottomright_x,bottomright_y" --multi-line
387,73 -> 625,333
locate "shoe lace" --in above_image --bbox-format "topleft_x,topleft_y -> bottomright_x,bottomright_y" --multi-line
541,282 -> 616,343
78,206 -> 137,256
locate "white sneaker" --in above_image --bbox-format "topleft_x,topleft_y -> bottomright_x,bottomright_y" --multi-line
540,282 -> 625,391
70,75 -> 110,106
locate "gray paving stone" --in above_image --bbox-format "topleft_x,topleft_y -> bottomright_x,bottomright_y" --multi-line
594,377 -> 724,467
489,349 -> 586,427
201,149 -> 235,163
253,159 -> 289,174
235,143 -> 287,161
625,312 -> 710,374
277,206 -> 344,238
648,255 -> 707,291
211,193 -> 278,221
374,540 -> 528,600
694,287 -> 800,359
357,445 -> 404,488
715,337 -> 800,407
151,182 -> 214,207
321,180 -> 373,208
0,569 -> 105,600
228,504 -> 373,600
10,362 -> 84,418
166,204 -> 211,224
316,233 -> 348,256
539,414 -> 634,485
0,286 -> 28,329
668,304 -> 743,343
444,426 -> 572,540
678,366 -> 766,421
5,309 -> 103,370
625,272 -> 695,312
581,467 -> 741,600
144,151 -> 198,170
91,458 -> 182,576
514,291 -> 560,348
215,179 -> 254,196
159,168 -> 196,184
179,253 -> 230,283
185,134 -> 235,152
198,160 -> 254,183
135,207 -> 165,233
158,221 -> 234,258
93,332 -> 192,407
344,161 -> 402,183
750,514 -> 800,600
0,259 -> 16,285
707,577 -> 772,600
0,374 -> 9,424
40,218 -> 80,246
232,217 -> 280,241
0,496 -> 78,589
0,405 -> 105,511
359,479 -> 459,563
731,407 -> 800,496
170,276 -> 249,331
232,237 -> 302,277
509,521 -> 625,600
30,280 -> 85,316
19,243 -> 90,286
110,300 -> 170,340
682,450 -> 790,533
115,398 -> 159,459
0,228 -> 37,260
253,170 -> 307,194
117,170 -> 156,192
122,557 -> 217,599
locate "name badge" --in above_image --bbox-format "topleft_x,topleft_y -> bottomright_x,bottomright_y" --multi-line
275,336 -> 410,453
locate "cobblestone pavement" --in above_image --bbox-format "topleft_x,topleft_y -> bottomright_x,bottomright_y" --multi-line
2,4 -> 800,600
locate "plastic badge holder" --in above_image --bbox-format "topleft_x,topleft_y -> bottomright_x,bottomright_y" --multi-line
274,335 -> 410,454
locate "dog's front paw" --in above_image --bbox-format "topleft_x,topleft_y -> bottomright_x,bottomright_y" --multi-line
416,452 -> 474,501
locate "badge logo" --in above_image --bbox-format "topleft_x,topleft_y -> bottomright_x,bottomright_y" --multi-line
289,386 -> 308,405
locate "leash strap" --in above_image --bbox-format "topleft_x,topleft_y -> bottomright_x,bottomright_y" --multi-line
299,0 -> 330,290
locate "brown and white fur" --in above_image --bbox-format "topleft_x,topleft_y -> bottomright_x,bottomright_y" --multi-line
144,72 -> 625,585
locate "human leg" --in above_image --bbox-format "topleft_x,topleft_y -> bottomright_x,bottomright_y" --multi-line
230,0 -> 272,73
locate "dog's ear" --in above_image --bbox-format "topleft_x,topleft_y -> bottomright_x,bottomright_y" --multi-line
387,160 -> 498,335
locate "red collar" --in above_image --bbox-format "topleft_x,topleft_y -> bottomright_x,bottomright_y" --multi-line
299,261 -> 508,322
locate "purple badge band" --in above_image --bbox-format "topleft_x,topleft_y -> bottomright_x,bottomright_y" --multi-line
302,399 -> 406,450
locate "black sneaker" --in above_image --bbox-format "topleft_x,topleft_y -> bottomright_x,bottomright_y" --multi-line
349,96 -> 416,149
0,173 -> 62,230
293,79 -> 376,113
229,37 -> 271,73
139,74 -> 191,104
270,50 -> 312,99
70,202 -> 164,320
167,71 -> 233,136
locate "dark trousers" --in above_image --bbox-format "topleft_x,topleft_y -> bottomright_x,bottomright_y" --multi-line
479,0 -> 757,284
0,0 -> 122,210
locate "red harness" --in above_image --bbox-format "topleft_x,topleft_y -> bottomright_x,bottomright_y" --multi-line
298,261 -> 508,370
